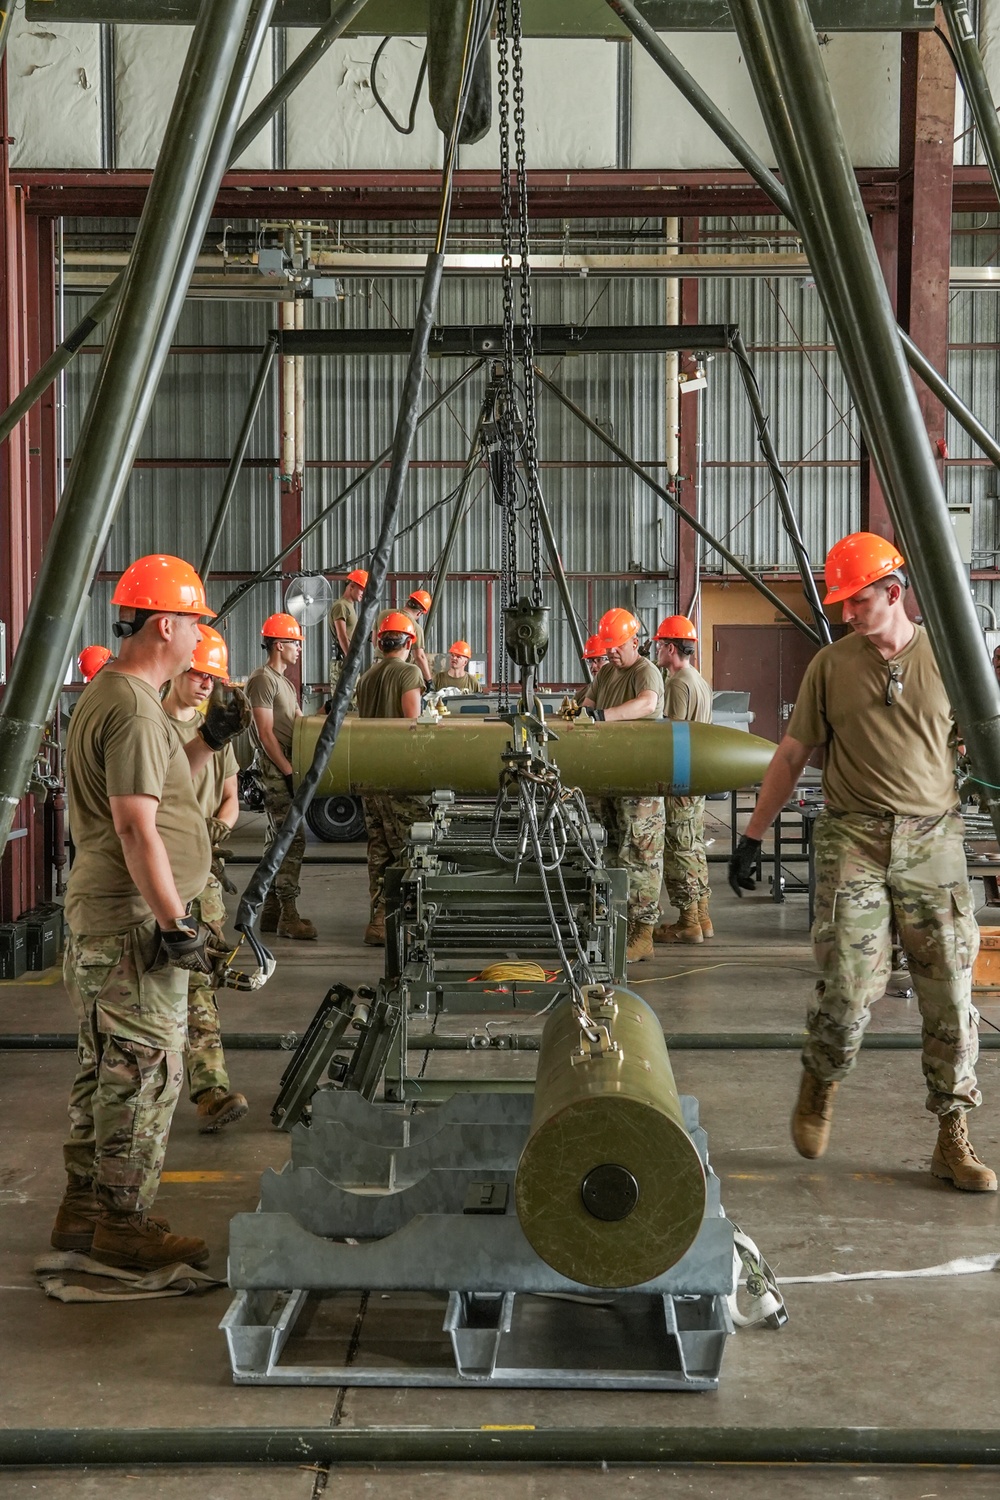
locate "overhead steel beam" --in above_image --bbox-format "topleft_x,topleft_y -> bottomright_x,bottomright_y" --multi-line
24,1 -> 939,32
274,325 -> 736,357
728,0 -> 1000,845
0,0 -> 265,857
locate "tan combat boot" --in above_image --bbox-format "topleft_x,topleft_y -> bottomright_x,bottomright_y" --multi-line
698,897 -> 714,939
90,1210 -> 210,1270
277,901 -> 317,941
791,1070 -> 839,1158
195,1087 -> 249,1134
931,1111 -> 998,1192
51,1174 -> 169,1252
652,907 -> 704,945
626,923 -> 655,962
364,906 -> 386,947
260,890 -> 281,933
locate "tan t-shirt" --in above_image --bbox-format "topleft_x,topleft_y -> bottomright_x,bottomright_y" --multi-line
588,657 -> 664,719
245,663 -> 299,758
787,625 -> 959,815
433,670 -> 480,694
372,608 -> 425,662
165,712 -> 239,820
65,671 -> 211,935
328,595 -> 358,659
357,656 -> 425,717
662,663 -> 713,725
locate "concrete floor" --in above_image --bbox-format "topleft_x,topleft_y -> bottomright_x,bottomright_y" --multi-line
1,806 -> 998,1497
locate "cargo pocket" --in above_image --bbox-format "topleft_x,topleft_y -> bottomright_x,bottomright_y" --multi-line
67,934 -> 128,1013
951,888 -> 979,972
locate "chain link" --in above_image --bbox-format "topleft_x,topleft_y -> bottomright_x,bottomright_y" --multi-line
510,0 -> 543,607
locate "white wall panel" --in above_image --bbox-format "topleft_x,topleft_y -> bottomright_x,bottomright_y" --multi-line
631,32 -> 899,170
285,32 -> 442,169
7,12 -> 102,169
114,24 -> 273,170
460,41 -> 618,171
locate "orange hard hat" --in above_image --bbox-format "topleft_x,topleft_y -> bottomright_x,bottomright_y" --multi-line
449,640 -> 471,657
582,634 -> 607,660
347,569 -> 369,589
190,624 -> 229,679
407,589 -> 432,613
111,554 -> 215,617
78,645 -> 111,682
654,613 -> 698,643
823,531 -> 906,605
379,610 -> 417,643
261,612 -> 303,641
597,607 -> 640,649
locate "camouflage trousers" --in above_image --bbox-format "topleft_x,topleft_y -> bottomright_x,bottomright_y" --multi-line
806,808 -> 981,1116
260,756 -> 305,903
328,658 -> 358,705
186,880 -> 230,1101
63,920 -> 188,1213
363,792 -> 429,919
662,795 -> 710,909
598,796 -> 665,926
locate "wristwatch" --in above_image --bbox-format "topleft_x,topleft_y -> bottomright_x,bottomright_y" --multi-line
168,915 -> 199,937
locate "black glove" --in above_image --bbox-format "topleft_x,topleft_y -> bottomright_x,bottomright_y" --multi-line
424,679 -> 434,691
199,681 -> 251,751
729,834 -> 762,897
154,915 -> 214,974
283,772 -> 295,796
590,707 -> 606,722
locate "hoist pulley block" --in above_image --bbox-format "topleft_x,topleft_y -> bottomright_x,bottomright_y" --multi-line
504,597 -> 550,668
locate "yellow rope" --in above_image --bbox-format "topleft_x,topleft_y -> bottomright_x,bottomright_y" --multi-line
476,961 -> 550,982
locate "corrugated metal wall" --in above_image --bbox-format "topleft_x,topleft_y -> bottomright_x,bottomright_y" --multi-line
64,213 -> 1000,684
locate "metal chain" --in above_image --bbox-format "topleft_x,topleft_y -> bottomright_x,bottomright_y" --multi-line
510,0 -> 543,607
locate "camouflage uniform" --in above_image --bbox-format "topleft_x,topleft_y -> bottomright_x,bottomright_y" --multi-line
597,795 -> 665,927
363,792 -> 429,920
662,795 -> 709,909
259,757 -> 306,903
185,877 -> 229,1100
806,808 -> 980,1116
63,921 -> 187,1213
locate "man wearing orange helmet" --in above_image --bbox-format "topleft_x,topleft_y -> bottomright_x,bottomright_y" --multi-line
730,532 -> 992,1192
245,613 -> 315,941
78,645 -> 112,683
574,635 -> 609,705
581,607 -> 665,963
373,588 -> 433,683
433,640 -> 480,694
162,626 -> 248,1136
652,615 -> 714,945
329,567 -> 368,693
53,555 -> 248,1274
355,612 -> 428,946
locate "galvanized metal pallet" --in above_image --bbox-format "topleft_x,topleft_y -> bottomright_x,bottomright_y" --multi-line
222,1091 -> 735,1388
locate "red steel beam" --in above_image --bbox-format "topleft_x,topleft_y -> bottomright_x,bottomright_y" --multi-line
676,216 -> 700,620
860,204 -> 899,541
9,167 -> 901,222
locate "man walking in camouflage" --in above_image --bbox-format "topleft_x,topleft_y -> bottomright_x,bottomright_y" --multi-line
653,614 -> 714,945
730,532 -> 993,1191
581,608 -> 665,963
356,611 -> 428,946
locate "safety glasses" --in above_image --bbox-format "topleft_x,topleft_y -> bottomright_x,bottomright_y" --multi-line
885,661 -> 903,706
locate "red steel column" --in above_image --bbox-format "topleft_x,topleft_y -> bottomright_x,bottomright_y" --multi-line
278,300 -> 303,691
860,206 -> 899,539
0,47 -> 37,919
897,23 -> 956,483
676,216 -> 700,616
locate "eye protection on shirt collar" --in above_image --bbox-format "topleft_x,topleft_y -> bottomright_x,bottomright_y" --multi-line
885,661 -> 904,707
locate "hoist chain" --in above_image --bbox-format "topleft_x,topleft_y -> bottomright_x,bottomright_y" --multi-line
509,0 -> 543,609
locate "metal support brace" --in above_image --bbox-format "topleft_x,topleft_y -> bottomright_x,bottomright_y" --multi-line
942,1 -> 1000,208
425,405 -> 487,634
728,0 -> 1000,842
200,335 -> 278,577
